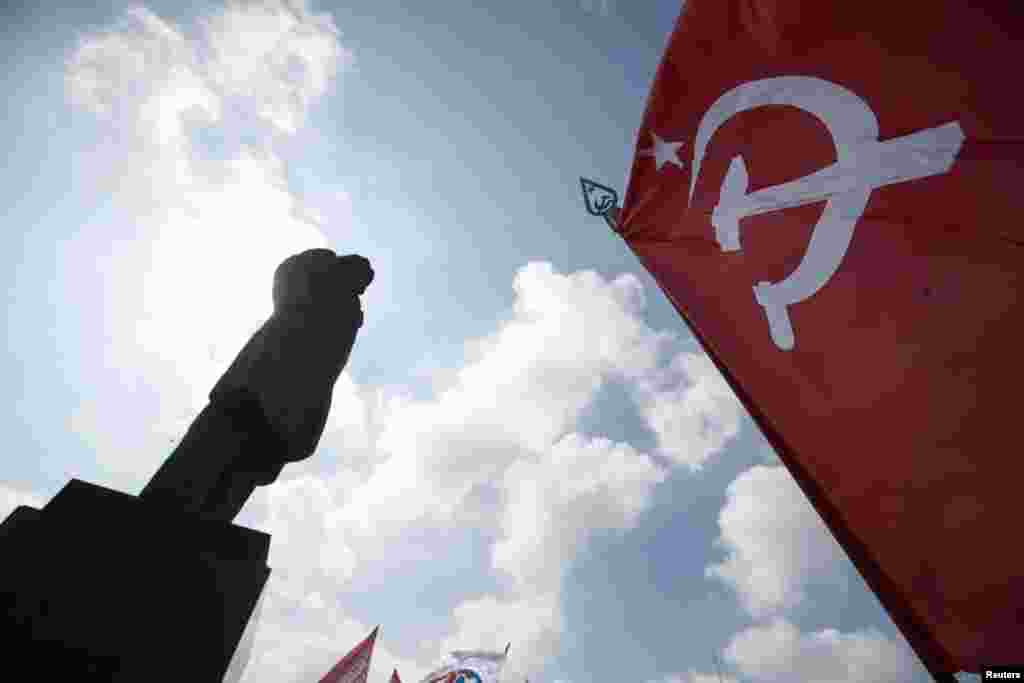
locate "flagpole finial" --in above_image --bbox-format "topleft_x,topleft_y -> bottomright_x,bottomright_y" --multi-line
579,177 -> 622,232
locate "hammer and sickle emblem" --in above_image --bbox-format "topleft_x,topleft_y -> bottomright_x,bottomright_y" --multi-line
689,76 -> 964,350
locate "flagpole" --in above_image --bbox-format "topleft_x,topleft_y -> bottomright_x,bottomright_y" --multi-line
602,206 -> 620,233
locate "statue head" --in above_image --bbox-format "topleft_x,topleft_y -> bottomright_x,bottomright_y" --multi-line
272,249 -> 374,311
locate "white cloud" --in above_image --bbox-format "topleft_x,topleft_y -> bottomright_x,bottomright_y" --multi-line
699,468 -> 919,683
706,465 -> 846,617
335,264 -> 673,541
202,0 -> 352,135
259,474 -> 359,585
494,433 -> 666,592
66,6 -> 220,211
367,430 -> 667,682
724,618 -> 918,683
439,593 -> 563,683
631,351 -> 742,470
241,574 -> 427,683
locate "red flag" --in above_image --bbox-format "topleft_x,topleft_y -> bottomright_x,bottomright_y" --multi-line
390,669 -> 403,683
619,1 -> 1023,679
319,626 -> 379,683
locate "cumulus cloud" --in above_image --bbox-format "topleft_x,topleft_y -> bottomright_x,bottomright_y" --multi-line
631,351 -> 742,469
724,618 -> 918,683
335,264 -> 673,541
259,474 -> 359,585
433,434 -> 667,681
439,593 -> 562,683
67,6 -> 219,213
706,465 -> 846,617
494,433 -> 666,592
202,0 -> 351,134
241,574 -> 427,683
696,467 -> 921,683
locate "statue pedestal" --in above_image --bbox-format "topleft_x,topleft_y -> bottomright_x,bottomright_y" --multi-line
0,479 -> 271,681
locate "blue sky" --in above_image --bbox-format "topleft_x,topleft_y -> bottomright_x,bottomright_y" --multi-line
0,1 -> 955,682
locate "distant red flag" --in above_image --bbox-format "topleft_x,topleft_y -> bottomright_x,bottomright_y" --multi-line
319,626 -> 379,683
390,669 -> 403,683
618,1 -> 1023,680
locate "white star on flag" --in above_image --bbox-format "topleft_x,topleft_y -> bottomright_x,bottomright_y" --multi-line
639,132 -> 685,171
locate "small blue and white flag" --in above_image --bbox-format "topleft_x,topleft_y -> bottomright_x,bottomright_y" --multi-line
419,644 -> 510,683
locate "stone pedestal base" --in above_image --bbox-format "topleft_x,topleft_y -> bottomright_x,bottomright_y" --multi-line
0,479 -> 270,681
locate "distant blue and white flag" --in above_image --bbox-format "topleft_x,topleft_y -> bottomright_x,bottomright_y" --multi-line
419,645 -> 510,683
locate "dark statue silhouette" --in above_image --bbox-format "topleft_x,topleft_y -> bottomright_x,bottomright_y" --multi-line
139,248 -> 374,521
